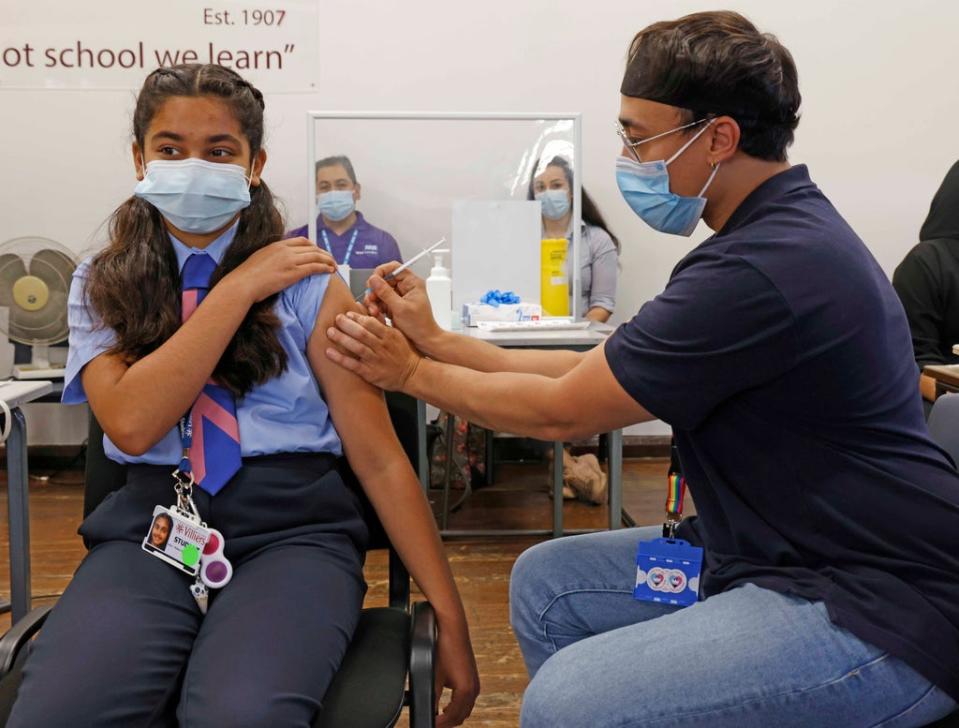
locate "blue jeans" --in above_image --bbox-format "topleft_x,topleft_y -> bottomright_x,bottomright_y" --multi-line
509,527 -> 957,728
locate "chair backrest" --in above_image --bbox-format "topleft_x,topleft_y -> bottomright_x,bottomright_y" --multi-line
927,393 -> 959,466
83,409 -> 127,519
84,392 -> 422,551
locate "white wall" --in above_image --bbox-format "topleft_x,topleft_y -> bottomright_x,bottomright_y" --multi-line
5,0 -> 959,442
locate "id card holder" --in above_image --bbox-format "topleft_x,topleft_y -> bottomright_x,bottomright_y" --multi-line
142,505 -> 211,577
634,537 -> 702,607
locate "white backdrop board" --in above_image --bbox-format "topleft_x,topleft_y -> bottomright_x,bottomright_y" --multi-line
451,200 -> 541,315
1,0 -> 319,91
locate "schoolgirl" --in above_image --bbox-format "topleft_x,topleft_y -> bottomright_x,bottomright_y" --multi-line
9,64 -> 478,728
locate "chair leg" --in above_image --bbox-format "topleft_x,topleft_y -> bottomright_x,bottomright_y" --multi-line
388,547 -> 410,611
409,601 -> 437,728
597,432 -> 608,464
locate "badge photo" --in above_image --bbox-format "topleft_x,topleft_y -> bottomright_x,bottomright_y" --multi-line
142,505 -> 211,577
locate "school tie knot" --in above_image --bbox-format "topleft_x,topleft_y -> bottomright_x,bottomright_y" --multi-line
181,253 -> 217,323
182,252 -> 216,290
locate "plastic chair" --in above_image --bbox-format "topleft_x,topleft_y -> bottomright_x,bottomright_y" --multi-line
928,393 -> 959,467
0,393 -> 436,728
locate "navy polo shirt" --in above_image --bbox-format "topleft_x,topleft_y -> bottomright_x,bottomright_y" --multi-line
605,165 -> 959,700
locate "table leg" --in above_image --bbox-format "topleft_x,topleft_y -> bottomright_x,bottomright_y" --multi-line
552,441 -> 564,538
441,412 -> 456,530
484,428 -> 494,486
416,399 -> 428,494
607,429 -> 623,531
6,408 -> 32,623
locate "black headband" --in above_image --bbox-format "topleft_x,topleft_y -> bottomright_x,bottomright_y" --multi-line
620,47 -> 797,126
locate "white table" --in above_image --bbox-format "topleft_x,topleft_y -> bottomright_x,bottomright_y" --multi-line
417,322 -> 624,538
0,380 -> 53,623
464,324 -> 612,349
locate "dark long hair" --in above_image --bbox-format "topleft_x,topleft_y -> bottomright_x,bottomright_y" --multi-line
86,64 -> 286,396
527,156 -> 620,253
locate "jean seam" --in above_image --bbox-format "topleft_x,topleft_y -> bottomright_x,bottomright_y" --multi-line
536,587 -> 635,656
605,651 -> 893,728
535,587 -> 636,623
871,683 -> 939,728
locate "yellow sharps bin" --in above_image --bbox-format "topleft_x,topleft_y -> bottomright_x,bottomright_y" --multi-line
540,238 -> 569,317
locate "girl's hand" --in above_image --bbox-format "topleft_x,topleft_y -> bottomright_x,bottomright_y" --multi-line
434,614 -> 480,727
227,237 -> 336,304
362,264 -> 443,350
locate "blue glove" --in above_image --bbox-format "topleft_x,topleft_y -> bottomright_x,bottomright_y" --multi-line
480,289 -> 521,308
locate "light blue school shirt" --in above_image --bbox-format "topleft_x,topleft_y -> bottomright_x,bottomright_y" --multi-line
63,223 -> 342,464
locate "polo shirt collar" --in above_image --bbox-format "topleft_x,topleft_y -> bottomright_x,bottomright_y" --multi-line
168,220 -> 238,274
318,211 -> 367,237
717,165 -> 814,236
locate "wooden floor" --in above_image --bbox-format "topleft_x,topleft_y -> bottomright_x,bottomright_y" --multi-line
0,456 -> 683,727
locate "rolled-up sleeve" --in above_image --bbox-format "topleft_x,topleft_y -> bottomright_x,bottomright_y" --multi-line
588,228 -> 619,313
62,260 -> 117,404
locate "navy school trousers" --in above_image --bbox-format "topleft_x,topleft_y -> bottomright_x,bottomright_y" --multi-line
8,453 -> 369,728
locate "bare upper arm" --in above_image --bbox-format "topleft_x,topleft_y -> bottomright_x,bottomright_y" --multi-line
80,352 -> 139,445
551,344 -> 653,439
307,275 -> 410,478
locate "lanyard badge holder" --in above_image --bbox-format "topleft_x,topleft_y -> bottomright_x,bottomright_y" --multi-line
633,444 -> 703,608
141,415 -> 233,614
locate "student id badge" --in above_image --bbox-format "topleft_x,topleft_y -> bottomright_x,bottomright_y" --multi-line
634,537 -> 703,608
142,504 -> 210,577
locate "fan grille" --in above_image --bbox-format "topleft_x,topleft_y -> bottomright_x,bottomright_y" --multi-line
0,237 -> 77,346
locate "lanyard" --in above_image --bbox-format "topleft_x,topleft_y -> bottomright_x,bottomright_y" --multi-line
176,414 -> 194,482
663,439 -> 686,538
320,228 -> 359,267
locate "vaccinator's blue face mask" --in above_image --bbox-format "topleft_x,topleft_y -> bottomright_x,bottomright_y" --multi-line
317,190 -> 356,222
535,189 -> 572,221
134,158 -> 252,234
615,119 -> 719,237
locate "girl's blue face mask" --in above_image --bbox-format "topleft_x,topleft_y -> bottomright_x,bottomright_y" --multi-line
317,190 -> 356,222
615,119 -> 719,237
134,158 -> 252,234
535,189 -> 571,221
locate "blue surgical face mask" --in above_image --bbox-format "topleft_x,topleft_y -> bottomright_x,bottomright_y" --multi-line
535,189 -> 571,221
317,190 -> 356,222
615,120 -> 719,237
134,158 -> 252,234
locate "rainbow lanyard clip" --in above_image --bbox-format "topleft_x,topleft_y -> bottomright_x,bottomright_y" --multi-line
663,472 -> 686,539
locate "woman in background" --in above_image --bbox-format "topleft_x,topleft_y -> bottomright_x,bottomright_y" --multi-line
528,155 -> 619,322
529,156 -> 620,501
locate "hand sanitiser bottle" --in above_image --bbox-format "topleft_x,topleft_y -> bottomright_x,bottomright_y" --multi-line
426,249 -> 452,331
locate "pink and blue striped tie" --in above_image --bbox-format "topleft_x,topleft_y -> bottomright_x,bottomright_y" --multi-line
181,252 -> 241,495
